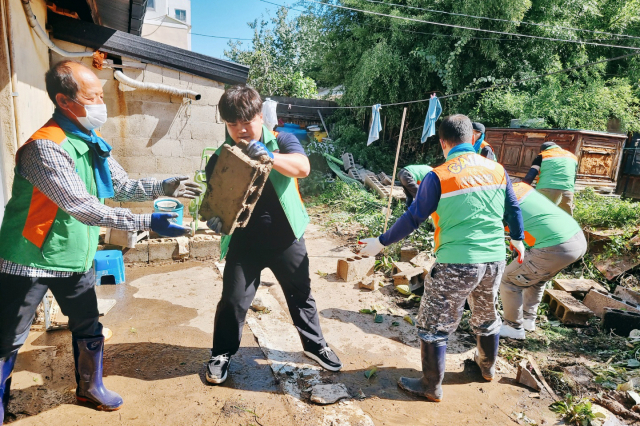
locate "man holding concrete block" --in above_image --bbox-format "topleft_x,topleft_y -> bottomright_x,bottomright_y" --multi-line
203,85 -> 342,385
500,182 -> 587,339
0,60 -> 200,418
360,115 -> 525,402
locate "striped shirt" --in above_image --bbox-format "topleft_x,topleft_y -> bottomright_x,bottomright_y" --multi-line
0,139 -> 163,277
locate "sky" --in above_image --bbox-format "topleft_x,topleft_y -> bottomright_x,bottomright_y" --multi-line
190,0 -> 302,60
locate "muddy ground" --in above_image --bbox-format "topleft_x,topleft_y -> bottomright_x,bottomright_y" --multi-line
6,220 -> 565,426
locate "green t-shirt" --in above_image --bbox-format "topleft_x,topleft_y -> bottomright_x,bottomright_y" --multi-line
512,182 -> 582,249
404,165 -> 433,182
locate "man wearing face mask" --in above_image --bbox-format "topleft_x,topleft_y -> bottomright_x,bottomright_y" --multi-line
0,60 -> 200,419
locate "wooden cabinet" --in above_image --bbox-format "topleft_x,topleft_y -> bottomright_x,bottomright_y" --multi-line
486,128 -> 626,190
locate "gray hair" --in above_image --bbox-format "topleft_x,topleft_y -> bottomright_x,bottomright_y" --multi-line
45,60 -> 85,107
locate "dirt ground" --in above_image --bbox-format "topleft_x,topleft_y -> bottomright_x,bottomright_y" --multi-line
6,221 -> 563,426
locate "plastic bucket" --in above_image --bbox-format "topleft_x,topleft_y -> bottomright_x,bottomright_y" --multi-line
154,198 -> 184,225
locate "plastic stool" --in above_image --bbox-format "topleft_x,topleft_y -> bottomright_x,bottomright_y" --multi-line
93,250 -> 125,286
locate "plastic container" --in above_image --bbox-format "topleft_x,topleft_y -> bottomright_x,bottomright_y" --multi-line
154,198 -> 184,225
276,123 -> 309,142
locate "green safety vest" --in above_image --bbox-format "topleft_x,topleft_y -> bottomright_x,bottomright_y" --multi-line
404,165 -> 433,183
537,146 -> 578,192
511,182 -> 582,249
431,147 -> 507,264
216,126 -> 310,259
0,119 -> 101,272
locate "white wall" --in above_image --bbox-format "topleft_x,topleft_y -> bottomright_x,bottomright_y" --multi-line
142,0 -> 191,50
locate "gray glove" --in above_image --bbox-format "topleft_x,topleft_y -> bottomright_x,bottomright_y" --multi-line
162,176 -> 203,199
206,217 -> 224,234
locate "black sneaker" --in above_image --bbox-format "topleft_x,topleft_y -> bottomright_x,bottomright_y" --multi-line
206,353 -> 230,384
304,345 -> 342,372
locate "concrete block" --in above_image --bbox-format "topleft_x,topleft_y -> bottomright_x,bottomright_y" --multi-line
391,261 -> 414,275
150,138 -> 183,157
342,153 -> 354,170
189,122 -> 226,141
189,235 -> 221,260
156,156 -> 198,174
400,246 -> 419,262
377,172 -> 392,185
148,238 -> 184,262
552,279 -> 608,297
123,242 -> 149,263
348,168 -> 363,182
358,276 -> 377,291
614,286 -> 640,305
392,267 -> 425,287
541,289 -> 594,325
199,144 -> 273,235
364,175 -> 406,201
336,255 -> 375,282
583,289 -> 640,318
115,155 -> 157,174
120,137 -> 154,157
603,307 -> 640,336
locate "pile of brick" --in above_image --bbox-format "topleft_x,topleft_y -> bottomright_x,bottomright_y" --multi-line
540,278 -> 640,334
341,152 -> 406,202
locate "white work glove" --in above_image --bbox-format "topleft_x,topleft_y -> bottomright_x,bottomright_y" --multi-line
358,237 -> 385,257
162,176 -> 203,199
510,240 -> 525,264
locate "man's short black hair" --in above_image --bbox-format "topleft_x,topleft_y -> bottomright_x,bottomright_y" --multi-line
540,141 -> 558,152
219,85 -> 263,123
439,114 -> 473,145
45,60 -> 84,107
472,122 -> 485,134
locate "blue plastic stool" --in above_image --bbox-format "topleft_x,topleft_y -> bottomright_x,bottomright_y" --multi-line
93,250 -> 125,286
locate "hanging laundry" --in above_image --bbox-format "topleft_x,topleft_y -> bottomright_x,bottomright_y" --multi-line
367,104 -> 382,146
262,98 -> 279,130
421,95 -> 442,143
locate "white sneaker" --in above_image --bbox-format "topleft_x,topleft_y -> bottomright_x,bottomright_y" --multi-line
500,324 -> 525,340
522,319 -> 536,331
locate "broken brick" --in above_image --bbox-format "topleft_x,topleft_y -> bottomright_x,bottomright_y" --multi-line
603,307 -> 640,336
400,246 -> 419,262
541,289 -> 594,325
583,289 -> 640,318
391,261 -> 414,275
336,255 -> 375,282
614,286 -> 640,306
199,144 -> 273,235
552,278 -> 608,297
393,267 -> 425,287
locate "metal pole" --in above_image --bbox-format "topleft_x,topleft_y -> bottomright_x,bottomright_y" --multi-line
318,110 -> 329,138
383,107 -> 407,232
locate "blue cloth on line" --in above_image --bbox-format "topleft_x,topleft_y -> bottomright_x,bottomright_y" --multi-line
53,109 -> 114,199
367,104 -> 382,146
473,133 -> 485,153
421,96 -> 442,143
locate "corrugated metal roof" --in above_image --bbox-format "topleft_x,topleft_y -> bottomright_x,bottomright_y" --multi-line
49,13 -> 249,85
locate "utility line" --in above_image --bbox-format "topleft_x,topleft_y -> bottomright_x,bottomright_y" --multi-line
283,51 -> 640,109
192,33 -> 253,40
302,0 -> 640,51
363,0 -> 640,41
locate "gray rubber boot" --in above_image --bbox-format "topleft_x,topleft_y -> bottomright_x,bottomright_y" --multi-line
475,333 -> 500,381
398,339 -> 446,402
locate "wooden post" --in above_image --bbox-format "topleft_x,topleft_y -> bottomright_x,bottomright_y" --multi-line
317,109 -> 329,138
383,107 -> 407,232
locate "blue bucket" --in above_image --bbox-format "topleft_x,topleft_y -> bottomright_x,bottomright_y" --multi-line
154,198 -> 184,225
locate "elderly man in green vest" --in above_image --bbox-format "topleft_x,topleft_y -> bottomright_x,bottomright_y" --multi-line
522,142 -> 578,215
203,85 -> 342,385
0,60 -> 199,420
500,182 -> 587,339
397,165 -> 433,208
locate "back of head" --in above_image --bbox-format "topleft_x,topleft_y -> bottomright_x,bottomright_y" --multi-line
540,141 -> 558,152
219,85 -> 263,123
471,122 -> 485,134
439,114 -> 473,145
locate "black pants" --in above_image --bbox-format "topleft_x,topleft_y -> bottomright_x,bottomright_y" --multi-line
212,237 -> 326,356
398,168 -> 419,208
0,270 -> 102,358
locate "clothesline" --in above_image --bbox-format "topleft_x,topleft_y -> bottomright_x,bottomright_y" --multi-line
276,51 -> 640,111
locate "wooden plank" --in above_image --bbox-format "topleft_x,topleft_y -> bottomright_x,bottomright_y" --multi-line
527,355 -> 559,402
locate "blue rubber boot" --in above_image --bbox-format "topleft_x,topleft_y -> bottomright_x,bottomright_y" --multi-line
73,336 -> 123,411
475,333 -> 500,381
1,353 -> 17,425
398,339 -> 447,402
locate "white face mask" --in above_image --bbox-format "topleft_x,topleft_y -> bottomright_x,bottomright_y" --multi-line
71,100 -> 108,131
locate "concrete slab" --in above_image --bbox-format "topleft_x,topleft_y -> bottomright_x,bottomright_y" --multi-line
583,289 -> 640,318
553,278 -> 608,297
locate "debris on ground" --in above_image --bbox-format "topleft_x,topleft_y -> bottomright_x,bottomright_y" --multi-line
309,383 -> 351,405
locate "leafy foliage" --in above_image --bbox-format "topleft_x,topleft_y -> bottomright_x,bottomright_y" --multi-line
549,394 -> 605,426
574,188 -> 640,228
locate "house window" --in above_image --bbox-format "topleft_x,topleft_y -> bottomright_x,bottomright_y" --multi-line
175,9 -> 186,21
147,0 -> 155,10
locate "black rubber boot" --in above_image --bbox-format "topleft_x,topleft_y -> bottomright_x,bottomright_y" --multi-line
398,339 -> 446,402
1,353 -> 17,425
475,333 -> 500,381
73,336 -> 123,411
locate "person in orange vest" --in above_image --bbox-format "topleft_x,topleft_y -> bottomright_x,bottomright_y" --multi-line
500,183 -> 587,339
472,122 -> 495,161
359,114 -> 525,402
522,142 -> 578,215
0,60 -> 199,420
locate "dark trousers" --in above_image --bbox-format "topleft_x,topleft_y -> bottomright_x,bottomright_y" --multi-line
212,237 -> 326,356
0,270 -> 102,358
398,168 -> 419,208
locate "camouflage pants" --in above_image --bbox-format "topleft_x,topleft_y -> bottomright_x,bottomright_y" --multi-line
416,261 -> 506,342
